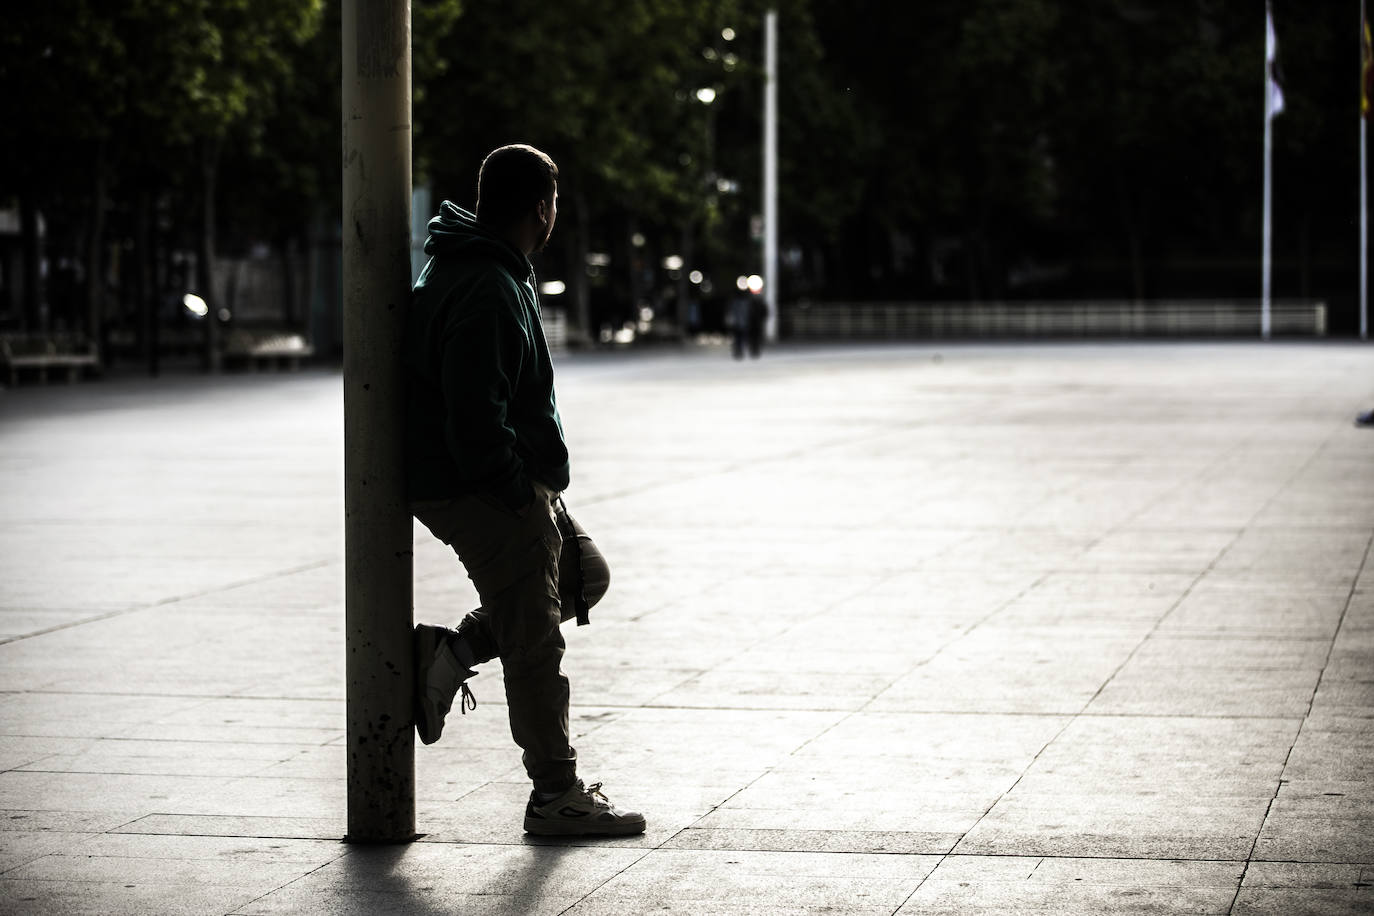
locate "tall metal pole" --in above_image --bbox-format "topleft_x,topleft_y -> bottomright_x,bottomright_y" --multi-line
342,0 -> 416,844
1362,0 -> 1369,341
763,9 -> 778,342
1262,2 -> 1275,341
1363,101 -> 1368,342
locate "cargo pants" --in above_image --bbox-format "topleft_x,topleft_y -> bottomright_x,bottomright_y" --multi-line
411,482 -> 608,794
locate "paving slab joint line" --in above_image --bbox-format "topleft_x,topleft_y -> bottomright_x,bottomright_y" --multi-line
1069,522 -> 1249,716
936,527 -> 1254,862
939,552 -> 1229,860
1082,428 -> 1257,551
663,761 -> 784,853
889,845 -> 961,916
1239,419 -> 1358,533
1224,528 -> 1374,916
634,575 -> 876,709
0,558 -> 338,647
764,568 -> 1059,844
226,846 -> 352,915
553,846 -> 658,916
785,570 -> 1052,763
571,422 -> 904,512
965,852 -> 1253,864
107,827 -> 339,843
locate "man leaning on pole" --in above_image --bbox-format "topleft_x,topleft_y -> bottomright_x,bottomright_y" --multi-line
403,144 -> 645,836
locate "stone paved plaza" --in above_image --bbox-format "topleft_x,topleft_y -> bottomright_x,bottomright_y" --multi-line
0,341 -> 1372,915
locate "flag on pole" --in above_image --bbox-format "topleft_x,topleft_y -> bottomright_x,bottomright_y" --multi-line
1363,12 -> 1372,118
1267,7 -> 1285,117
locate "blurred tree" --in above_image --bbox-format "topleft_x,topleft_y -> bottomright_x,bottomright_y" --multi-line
415,0 -> 764,336
0,1 -> 127,334
705,0 -> 872,303
1048,0 -> 1255,301
2,0 -> 1366,355
946,0 -> 1061,300
128,0 -> 324,366
1265,2 -> 1353,302
808,0 -> 1062,300
216,0 -> 459,331
0,0 -> 324,355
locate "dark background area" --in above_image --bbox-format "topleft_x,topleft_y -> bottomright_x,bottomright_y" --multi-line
0,0 -> 1368,359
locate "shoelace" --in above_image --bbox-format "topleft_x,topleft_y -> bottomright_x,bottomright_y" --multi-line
585,782 -> 609,807
458,683 -> 477,715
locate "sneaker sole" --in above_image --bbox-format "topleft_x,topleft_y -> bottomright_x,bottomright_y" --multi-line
413,625 -> 443,746
523,815 -> 647,837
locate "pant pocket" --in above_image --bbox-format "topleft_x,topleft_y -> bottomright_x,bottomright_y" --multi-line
488,537 -> 564,654
473,532 -> 558,603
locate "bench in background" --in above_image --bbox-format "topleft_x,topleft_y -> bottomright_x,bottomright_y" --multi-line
0,334 -> 100,387
222,329 -> 315,371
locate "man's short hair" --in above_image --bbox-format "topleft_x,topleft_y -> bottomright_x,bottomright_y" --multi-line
476,144 -> 558,230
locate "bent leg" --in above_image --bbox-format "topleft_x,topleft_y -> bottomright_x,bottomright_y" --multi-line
413,487 -> 576,793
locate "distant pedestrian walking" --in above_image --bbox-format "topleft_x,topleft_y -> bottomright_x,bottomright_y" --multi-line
730,292 -> 765,359
404,145 -> 644,836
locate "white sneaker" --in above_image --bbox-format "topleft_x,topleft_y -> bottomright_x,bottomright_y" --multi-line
413,624 -> 476,746
523,780 -> 646,836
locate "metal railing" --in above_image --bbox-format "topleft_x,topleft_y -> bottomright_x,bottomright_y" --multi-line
543,307 -> 568,353
781,300 -> 1328,340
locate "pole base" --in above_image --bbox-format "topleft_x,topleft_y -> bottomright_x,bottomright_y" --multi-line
342,832 -> 422,845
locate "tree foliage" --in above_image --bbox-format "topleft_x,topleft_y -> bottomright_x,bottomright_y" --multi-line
1,0 -> 1365,342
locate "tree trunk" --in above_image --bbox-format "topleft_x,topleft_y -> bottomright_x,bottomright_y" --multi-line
979,224 -> 1001,301
19,192 -> 44,333
571,187 -> 591,344
86,141 -> 108,357
677,221 -> 692,337
136,189 -> 158,377
198,138 -> 222,372
1116,173 -> 1147,305
964,231 -> 982,303
1127,228 -> 1145,305
282,239 -> 300,329
623,214 -> 644,332
1298,210 -> 1311,300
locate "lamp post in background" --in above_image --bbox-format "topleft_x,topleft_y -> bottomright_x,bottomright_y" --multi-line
341,0 -> 416,844
762,9 -> 778,342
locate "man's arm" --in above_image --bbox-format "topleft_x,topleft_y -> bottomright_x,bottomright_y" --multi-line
438,302 -> 533,512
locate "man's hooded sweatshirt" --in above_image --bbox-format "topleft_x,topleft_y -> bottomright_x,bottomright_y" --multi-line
404,202 -> 569,511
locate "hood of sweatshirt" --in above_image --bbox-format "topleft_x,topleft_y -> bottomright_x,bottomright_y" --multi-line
423,200 -> 532,280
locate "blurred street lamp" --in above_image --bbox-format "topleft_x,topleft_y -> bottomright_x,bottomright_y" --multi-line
695,87 -> 717,104
183,293 -> 208,318
763,8 -> 778,341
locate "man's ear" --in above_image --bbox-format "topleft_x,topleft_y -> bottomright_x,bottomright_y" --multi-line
536,199 -> 549,225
